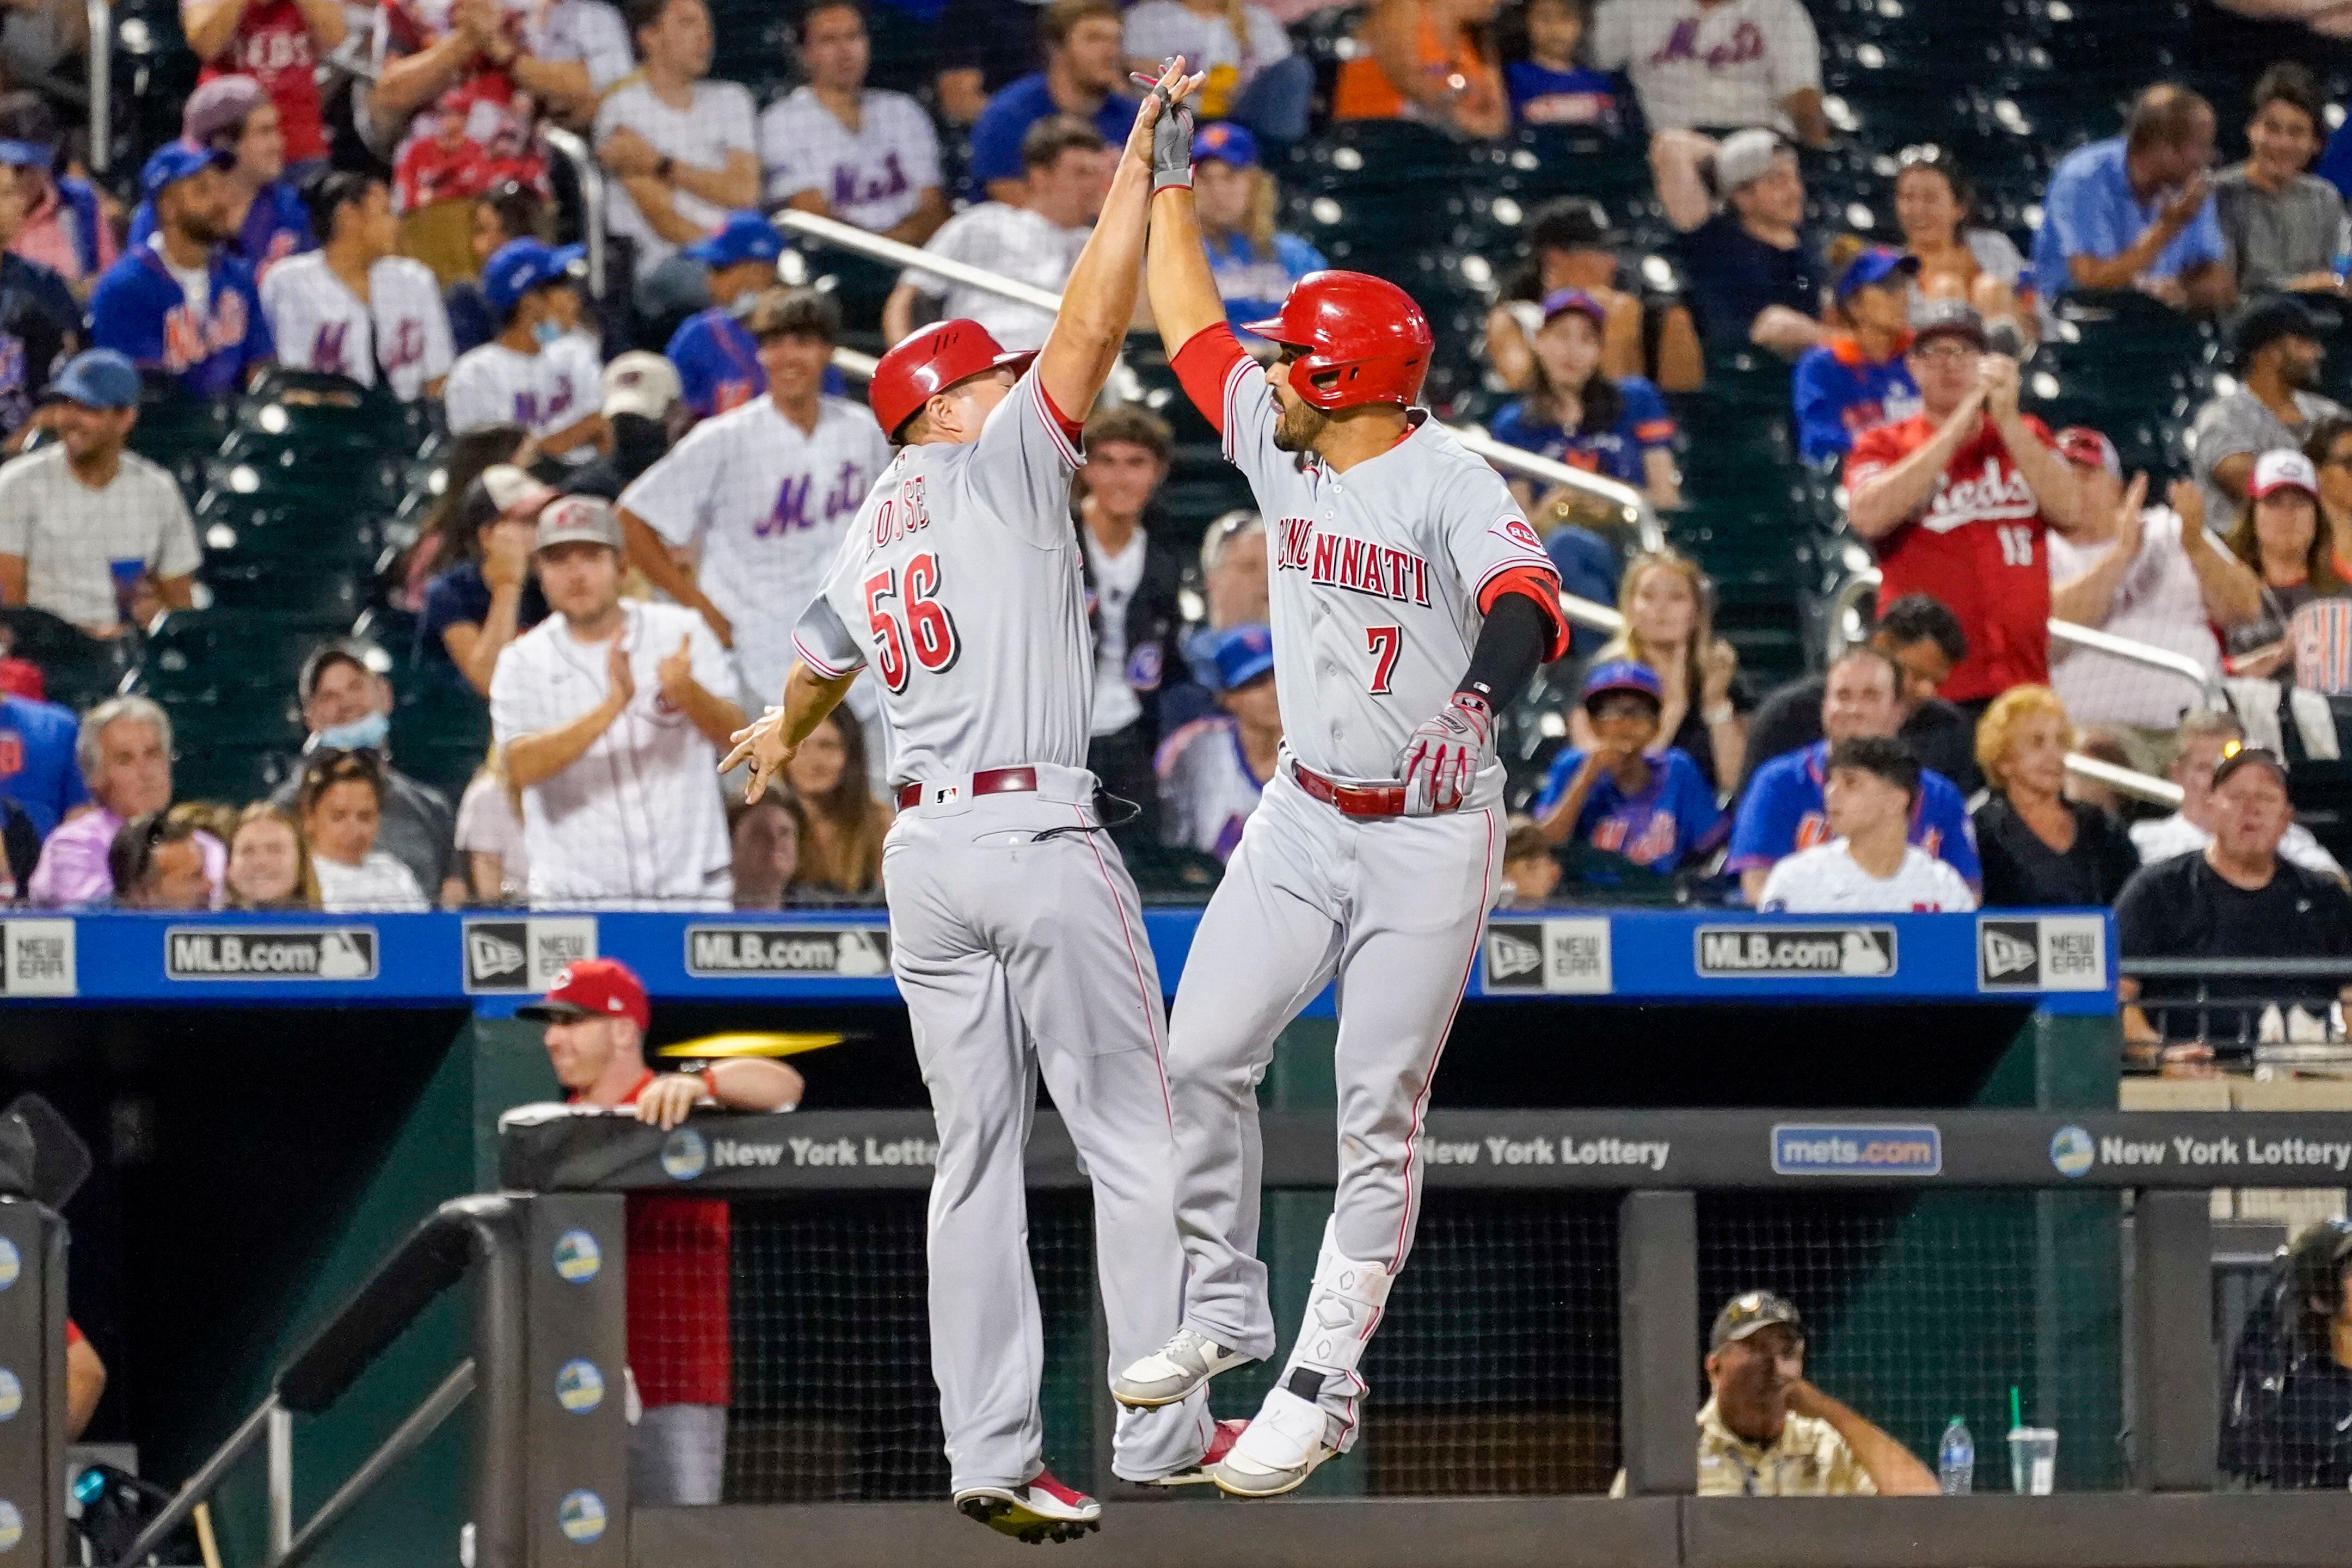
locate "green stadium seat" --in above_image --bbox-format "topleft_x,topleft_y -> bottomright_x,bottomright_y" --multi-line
391,670 -> 494,804
0,606 -> 138,713
170,743 -> 300,808
202,565 -> 371,622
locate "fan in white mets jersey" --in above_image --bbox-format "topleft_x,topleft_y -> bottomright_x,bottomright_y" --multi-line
721,59 -> 1235,1546
259,171 -> 455,401
1104,113 -> 1574,1498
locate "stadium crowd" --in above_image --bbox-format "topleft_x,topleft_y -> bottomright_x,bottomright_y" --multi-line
0,0 -> 2343,1040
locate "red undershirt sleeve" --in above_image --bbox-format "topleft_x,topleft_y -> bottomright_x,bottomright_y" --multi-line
1171,322 -> 1251,438
1479,564 -> 1574,664
1033,377 -> 1086,447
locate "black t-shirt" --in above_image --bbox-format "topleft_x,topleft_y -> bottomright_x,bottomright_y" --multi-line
1740,675 -> 1979,796
416,561 -> 550,670
2116,851 -> 2352,1034
1674,213 -> 1823,349
1974,795 -> 2139,908
2227,1353 -> 2352,1491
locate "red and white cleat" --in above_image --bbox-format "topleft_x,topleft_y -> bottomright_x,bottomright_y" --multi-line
954,1470 -> 1103,1544
1141,1418 -> 1249,1486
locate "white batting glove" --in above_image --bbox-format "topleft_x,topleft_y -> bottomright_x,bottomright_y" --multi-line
1396,692 -> 1495,816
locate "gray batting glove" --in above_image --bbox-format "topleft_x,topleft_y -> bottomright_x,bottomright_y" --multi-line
1139,71 -> 1194,192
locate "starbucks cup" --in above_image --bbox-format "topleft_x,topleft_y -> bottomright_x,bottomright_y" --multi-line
2007,1426 -> 2058,1495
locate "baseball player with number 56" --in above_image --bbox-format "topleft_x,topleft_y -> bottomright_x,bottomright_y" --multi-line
722,60 -> 1235,1546
1108,102 -> 1574,1496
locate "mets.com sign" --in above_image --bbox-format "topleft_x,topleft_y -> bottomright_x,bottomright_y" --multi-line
1771,1122 -> 1944,1176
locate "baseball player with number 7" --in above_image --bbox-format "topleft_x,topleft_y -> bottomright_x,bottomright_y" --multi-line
720,60 -> 1237,1545
1107,103 -> 1574,1496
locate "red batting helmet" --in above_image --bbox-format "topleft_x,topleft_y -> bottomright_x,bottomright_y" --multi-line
868,319 -> 1036,441
1242,271 -> 1433,411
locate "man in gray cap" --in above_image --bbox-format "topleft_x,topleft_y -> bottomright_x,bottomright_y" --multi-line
1614,1290 -> 1936,1497
1653,127 -> 1826,356
2190,294 -> 2343,524
490,494 -> 743,907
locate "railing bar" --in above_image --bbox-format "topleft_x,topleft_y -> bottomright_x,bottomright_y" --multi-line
271,1361 -> 476,1568
109,1394 -> 278,1568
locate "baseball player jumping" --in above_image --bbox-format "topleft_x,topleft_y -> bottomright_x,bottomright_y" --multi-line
721,60 -> 1232,1545
1109,114 -> 1572,1496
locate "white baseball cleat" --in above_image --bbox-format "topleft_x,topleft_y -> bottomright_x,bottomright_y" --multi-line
1110,1327 -> 1253,1409
953,1471 -> 1102,1544
1140,1418 -> 1250,1486
1209,1387 -> 1341,1498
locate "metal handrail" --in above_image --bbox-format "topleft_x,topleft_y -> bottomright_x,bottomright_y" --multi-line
85,0 -> 109,174
773,208 -> 1664,546
538,126 -> 606,300
2066,751 -> 2183,808
1829,567 -> 2227,706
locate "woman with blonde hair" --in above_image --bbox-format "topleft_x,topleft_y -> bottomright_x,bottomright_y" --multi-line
1567,550 -> 1746,791
223,802 -> 318,909
783,705 -> 891,898
1972,684 -> 2138,908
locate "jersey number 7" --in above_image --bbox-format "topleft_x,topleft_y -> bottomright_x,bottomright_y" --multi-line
1366,625 -> 1401,694
864,553 -> 961,692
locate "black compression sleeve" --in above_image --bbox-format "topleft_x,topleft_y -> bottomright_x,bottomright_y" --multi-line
1456,591 -> 1550,711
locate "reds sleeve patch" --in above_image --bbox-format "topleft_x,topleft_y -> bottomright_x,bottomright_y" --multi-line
1493,517 -> 1544,553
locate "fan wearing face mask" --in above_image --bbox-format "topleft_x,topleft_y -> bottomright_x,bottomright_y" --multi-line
267,640 -> 456,899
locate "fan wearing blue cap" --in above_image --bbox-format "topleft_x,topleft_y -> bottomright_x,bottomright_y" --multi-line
1188,123 -> 1328,338
1486,288 -> 1679,506
441,238 -> 606,462
1157,623 -> 1281,863
662,211 -> 784,420
1790,248 -> 1923,463
1528,659 -> 1725,878
126,77 -> 316,284
89,142 -> 275,401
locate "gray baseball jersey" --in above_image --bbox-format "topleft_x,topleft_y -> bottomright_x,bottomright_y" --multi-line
793,364 -> 1213,1490
260,252 -> 456,401
1203,348 -> 1553,785
791,366 -> 1094,783
1151,328 -> 1553,1471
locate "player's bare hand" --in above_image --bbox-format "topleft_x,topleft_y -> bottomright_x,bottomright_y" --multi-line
605,639 -> 636,710
657,634 -> 695,705
1397,692 -> 1496,816
721,706 -> 797,803
634,1073 -> 705,1131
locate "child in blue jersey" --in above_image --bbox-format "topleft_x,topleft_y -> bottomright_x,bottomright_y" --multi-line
1487,288 -> 1678,508
1189,123 -> 1325,339
664,211 -> 787,421
1532,661 -> 1725,877
1506,0 -> 1619,131
1791,247 -> 1923,464
91,144 -> 274,399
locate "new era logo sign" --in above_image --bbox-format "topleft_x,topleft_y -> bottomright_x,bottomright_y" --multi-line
1485,927 -> 1543,982
463,918 -> 598,993
1975,915 -> 2108,993
1481,918 -> 1613,994
1981,924 -> 2038,981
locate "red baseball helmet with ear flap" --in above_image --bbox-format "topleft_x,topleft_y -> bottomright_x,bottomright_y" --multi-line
868,319 -> 1036,441
1242,270 -> 1434,411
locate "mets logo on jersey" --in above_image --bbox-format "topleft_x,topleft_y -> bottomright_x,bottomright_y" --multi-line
162,288 -> 250,373
1275,516 -> 1433,607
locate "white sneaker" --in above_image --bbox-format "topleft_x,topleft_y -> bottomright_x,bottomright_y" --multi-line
1210,1387 -> 1339,1498
1110,1327 -> 1252,1409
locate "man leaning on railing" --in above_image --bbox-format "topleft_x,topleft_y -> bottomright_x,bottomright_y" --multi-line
1611,1292 -> 1938,1497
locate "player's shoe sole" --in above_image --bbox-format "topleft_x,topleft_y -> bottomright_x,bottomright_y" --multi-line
1111,1331 -> 1255,1409
1208,1444 -> 1336,1498
954,1475 -> 1102,1545
1139,1418 -> 1249,1486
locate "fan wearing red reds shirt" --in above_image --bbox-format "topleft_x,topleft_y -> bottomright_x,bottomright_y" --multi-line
1844,299 -> 2084,710
523,957 -> 803,1506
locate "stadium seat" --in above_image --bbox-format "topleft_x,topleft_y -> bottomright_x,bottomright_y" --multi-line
0,606 -> 138,714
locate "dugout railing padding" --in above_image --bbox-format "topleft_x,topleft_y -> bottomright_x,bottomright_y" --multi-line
489,1106 -> 2352,1568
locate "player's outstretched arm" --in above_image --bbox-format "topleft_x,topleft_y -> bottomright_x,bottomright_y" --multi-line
720,659 -> 858,803
1143,106 -> 1229,359
1033,57 -> 1205,421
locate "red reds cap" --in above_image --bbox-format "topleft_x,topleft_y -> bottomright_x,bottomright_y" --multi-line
518,957 -> 650,1031
868,320 -> 1036,442
2054,427 -> 2120,480
2250,448 -> 2322,501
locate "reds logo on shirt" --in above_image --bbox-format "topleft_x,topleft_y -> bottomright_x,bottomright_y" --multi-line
1276,516 -> 1434,607
1925,457 -> 2038,530
1495,518 -> 1544,552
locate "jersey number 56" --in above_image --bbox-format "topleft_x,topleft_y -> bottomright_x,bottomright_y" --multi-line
863,554 -> 961,692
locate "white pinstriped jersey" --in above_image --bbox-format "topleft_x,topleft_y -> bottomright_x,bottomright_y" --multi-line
444,337 -> 601,450
1207,352 -> 1556,781
618,393 -> 892,710
1156,714 -> 1266,860
759,87 -> 941,233
259,252 -> 455,401
592,78 -> 758,271
489,599 -> 734,907
1757,842 -> 1978,913
792,367 -> 1091,785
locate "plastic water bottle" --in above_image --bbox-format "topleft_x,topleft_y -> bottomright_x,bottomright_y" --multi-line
1938,1416 -> 1975,1495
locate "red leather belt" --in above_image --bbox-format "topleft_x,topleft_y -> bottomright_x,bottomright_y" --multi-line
894,766 -> 1040,811
1290,761 -> 1407,818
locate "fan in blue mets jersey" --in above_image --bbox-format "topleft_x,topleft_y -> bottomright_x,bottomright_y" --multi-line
720,59 -> 1237,1547
1106,98 -> 1574,1497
